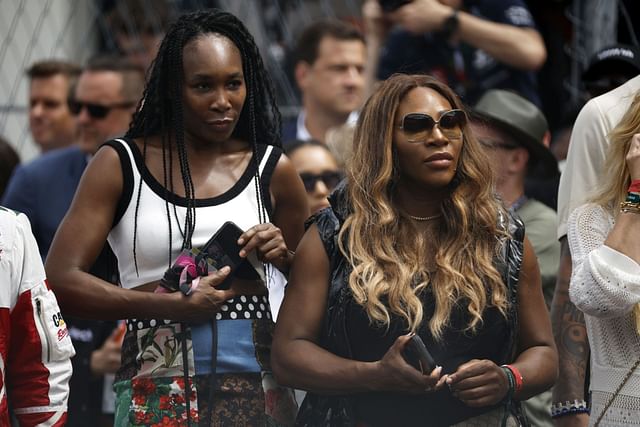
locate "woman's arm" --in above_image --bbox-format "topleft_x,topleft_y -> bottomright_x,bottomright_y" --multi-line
238,153 -> 309,273
46,146 -> 233,321
389,0 -> 546,70
272,223 -> 441,394
446,237 -> 557,406
510,236 -> 559,399
568,204 -> 640,318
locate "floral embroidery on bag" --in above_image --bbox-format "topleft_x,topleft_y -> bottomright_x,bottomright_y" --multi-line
128,376 -> 199,427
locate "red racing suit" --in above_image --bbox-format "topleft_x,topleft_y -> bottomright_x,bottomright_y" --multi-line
0,207 -> 74,426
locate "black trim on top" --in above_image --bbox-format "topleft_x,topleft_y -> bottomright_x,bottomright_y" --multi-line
260,146 -> 282,219
102,140 -> 134,228
118,137 -> 269,208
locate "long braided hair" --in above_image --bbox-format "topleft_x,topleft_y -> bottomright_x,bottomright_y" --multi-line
126,9 -> 281,272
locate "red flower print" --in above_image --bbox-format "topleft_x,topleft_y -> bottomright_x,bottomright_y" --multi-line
175,377 -> 185,389
158,395 -> 172,410
133,394 -> 147,406
133,410 -> 147,424
151,416 -> 176,427
171,392 -> 186,406
132,378 -> 157,395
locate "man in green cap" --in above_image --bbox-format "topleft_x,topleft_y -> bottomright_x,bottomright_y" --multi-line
470,89 -> 559,426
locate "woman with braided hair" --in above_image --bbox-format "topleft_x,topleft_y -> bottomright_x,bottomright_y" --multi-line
46,9 -> 308,426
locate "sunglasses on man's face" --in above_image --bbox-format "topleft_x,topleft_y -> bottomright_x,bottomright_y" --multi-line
398,109 -> 467,142
68,99 -> 135,119
299,171 -> 343,193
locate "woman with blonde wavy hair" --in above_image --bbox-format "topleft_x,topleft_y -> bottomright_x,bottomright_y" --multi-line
272,74 -> 557,426
568,92 -> 640,426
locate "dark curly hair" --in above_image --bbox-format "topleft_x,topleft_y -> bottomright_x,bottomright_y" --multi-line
126,8 -> 281,270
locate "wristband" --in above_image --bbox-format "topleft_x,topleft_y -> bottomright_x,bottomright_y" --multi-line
501,364 -> 523,394
500,366 -> 515,401
626,192 -> 640,203
550,399 -> 590,418
629,179 -> 640,194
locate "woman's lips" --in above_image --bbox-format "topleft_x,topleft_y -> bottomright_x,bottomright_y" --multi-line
424,152 -> 454,168
207,118 -> 233,131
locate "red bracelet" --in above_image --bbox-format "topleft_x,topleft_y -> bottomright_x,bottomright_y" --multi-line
502,364 -> 523,394
629,179 -> 640,194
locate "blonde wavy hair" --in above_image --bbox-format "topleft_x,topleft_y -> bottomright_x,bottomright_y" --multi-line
591,92 -> 640,211
339,74 -> 509,339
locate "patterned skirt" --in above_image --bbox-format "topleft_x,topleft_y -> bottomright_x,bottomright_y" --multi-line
113,295 -> 297,426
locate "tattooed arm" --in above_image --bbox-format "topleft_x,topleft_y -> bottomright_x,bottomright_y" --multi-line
549,238 -> 589,426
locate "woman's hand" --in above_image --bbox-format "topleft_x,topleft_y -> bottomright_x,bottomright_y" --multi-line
446,359 -> 510,407
173,267 -> 235,322
375,334 -> 445,394
238,223 -> 293,273
626,133 -> 640,181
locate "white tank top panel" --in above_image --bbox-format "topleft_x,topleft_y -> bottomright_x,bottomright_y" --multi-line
106,138 -> 280,290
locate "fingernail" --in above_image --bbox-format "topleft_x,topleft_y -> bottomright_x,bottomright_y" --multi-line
239,250 -> 245,257
221,266 -> 231,273
237,238 -> 244,245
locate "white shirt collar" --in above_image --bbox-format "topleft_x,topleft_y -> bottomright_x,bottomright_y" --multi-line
296,109 -> 359,141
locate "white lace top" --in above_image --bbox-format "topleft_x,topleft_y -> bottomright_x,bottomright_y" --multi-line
568,203 -> 640,426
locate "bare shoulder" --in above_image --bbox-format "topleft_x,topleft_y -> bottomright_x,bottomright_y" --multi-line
73,143 -> 126,209
270,148 -> 307,206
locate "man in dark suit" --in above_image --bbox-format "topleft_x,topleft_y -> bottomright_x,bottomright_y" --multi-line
2,55 -> 145,427
282,20 -> 366,146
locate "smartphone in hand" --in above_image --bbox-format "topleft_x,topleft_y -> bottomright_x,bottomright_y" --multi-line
198,221 -> 246,291
198,221 -> 263,290
402,334 -> 437,374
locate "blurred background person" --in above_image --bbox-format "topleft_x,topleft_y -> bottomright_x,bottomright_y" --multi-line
3,55 -> 145,427
582,44 -> 640,99
471,89 -> 560,427
567,93 -> 640,426
26,59 -> 81,153
282,19 -> 367,146
551,74 -> 640,427
0,136 -> 19,199
471,89 -> 559,305
326,121 -> 356,168
286,139 -> 344,214
362,0 -> 546,106
104,0 -> 172,74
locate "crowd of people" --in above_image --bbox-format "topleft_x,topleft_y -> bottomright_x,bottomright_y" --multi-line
1,1 -> 640,426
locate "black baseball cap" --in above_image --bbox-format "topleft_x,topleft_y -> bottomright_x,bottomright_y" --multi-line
582,44 -> 640,83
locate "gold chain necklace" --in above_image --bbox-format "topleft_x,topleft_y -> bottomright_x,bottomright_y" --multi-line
408,213 -> 442,221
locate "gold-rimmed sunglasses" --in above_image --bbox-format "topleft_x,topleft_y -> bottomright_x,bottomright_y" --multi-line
397,109 -> 467,142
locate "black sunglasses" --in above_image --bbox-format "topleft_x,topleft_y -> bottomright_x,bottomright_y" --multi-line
299,171 -> 342,193
68,99 -> 135,119
398,109 -> 467,142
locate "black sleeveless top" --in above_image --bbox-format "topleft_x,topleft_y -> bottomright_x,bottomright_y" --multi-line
296,183 -> 525,427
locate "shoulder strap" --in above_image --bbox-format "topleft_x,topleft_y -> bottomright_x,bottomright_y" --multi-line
498,210 -> 526,364
101,138 -> 136,227
257,145 -> 280,219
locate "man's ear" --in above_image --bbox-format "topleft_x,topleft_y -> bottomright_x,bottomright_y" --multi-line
509,147 -> 530,174
295,61 -> 311,90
